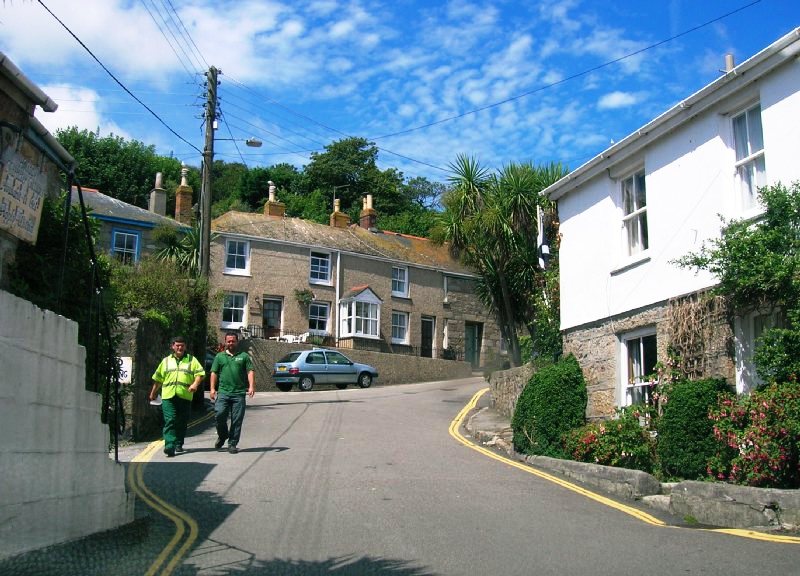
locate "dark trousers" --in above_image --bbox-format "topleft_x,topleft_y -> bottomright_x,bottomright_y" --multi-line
215,393 -> 246,447
162,396 -> 191,450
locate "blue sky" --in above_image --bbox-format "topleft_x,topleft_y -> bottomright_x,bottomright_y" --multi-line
2,0 -> 798,185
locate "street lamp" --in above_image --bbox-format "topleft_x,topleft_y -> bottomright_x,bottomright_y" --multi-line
216,137 -> 263,148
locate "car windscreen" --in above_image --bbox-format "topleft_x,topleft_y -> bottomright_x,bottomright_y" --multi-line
277,352 -> 302,363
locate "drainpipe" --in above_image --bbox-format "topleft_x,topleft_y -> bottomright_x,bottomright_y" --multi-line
335,250 -> 341,342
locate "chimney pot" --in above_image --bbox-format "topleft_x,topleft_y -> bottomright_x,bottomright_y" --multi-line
725,53 -> 735,72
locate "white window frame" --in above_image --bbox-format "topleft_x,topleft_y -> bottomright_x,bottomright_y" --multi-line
308,301 -> 330,335
309,250 -> 332,285
392,266 -> 409,297
340,302 -> 380,339
620,170 -> 648,257
112,229 -> 139,264
732,103 -> 766,213
224,239 -> 250,275
391,311 -> 409,344
619,328 -> 657,407
221,292 -> 247,328
735,308 -> 783,394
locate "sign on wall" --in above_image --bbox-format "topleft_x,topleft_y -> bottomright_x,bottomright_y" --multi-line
0,141 -> 47,245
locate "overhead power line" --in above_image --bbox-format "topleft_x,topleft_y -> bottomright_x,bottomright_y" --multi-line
368,0 -> 763,141
37,0 -> 201,154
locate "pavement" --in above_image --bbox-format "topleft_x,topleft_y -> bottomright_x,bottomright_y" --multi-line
461,394 -> 800,535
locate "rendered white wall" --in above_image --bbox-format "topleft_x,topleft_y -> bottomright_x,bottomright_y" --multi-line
559,57 -> 800,331
0,290 -> 134,560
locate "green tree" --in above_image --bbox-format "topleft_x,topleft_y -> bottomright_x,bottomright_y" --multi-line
56,127 -> 188,206
677,182 -> 800,384
433,156 -> 568,366
303,137 -> 404,215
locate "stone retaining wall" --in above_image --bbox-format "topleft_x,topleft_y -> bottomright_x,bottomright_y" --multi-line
487,363 -> 535,418
245,339 -> 473,390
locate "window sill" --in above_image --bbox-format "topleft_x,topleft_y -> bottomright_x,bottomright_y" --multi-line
610,254 -> 651,276
309,279 -> 332,286
223,269 -> 251,277
220,322 -> 244,329
391,293 -> 411,300
340,333 -> 380,340
391,339 -> 409,345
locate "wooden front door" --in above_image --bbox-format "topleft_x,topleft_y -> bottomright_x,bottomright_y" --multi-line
421,316 -> 435,358
262,298 -> 282,338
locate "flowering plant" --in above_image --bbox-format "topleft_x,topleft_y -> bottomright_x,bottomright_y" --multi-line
561,408 -> 656,473
707,382 -> 800,488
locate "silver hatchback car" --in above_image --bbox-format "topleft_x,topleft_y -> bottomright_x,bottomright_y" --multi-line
272,349 -> 379,391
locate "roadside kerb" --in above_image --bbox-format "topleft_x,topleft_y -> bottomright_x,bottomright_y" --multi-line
465,405 -> 800,532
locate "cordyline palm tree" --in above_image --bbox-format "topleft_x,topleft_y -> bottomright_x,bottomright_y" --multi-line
155,223 -> 207,278
434,155 -> 567,366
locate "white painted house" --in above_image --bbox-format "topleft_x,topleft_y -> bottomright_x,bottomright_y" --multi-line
544,28 -> 800,419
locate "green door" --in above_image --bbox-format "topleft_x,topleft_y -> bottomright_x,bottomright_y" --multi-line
464,322 -> 483,368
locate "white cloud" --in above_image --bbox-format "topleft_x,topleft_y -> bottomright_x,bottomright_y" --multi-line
36,84 -> 131,140
597,91 -> 642,110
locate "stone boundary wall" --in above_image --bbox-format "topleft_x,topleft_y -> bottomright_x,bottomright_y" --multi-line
245,339 -> 473,390
0,290 -> 134,560
488,363 -> 535,418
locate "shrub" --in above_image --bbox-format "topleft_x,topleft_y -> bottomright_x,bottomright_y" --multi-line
562,409 -> 656,473
708,382 -> 800,488
656,378 -> 732,480
511,354 -> 587,457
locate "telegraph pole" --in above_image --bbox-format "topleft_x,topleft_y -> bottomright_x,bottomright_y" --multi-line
199,66 -> 218,278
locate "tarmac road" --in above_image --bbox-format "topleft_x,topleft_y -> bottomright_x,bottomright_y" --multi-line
3,377 -> 800,575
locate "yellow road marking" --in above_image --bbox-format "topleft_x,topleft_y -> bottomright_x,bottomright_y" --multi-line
451,388 -> 800,543
128,410 -> 213,575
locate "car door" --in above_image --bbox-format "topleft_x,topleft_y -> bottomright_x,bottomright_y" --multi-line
324,351 -> 356,384
305,351 -> 328,383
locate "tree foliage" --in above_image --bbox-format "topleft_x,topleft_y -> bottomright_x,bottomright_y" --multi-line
56,127 -> 190,207
677,182 -> 800,384
433,155 -> 568,366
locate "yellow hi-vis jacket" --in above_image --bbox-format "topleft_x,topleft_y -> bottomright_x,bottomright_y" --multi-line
152,353 -> 205,400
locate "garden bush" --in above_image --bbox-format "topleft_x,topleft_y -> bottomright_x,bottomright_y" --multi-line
562,409 -> 656,473
656,378 -> 732,480
511,354 -> 587,457
708,382 -> 800,488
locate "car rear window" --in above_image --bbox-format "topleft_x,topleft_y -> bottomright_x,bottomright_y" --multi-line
278,352 -> 302,363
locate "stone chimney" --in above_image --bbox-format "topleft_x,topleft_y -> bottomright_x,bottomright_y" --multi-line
359,194 -> 377,229
263,181 -> 285,217
148,172 -> 166,216
329,198 -> 351,228
174,164 -> 194,224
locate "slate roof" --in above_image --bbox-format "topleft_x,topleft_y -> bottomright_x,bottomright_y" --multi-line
212,210 -> 475,275
70,187 -> 183,229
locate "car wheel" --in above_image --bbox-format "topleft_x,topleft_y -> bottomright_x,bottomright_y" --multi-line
335,383 -> 348,390
357,373 -> 372,388
276,383 -> 292,392
298,376 -> 314,391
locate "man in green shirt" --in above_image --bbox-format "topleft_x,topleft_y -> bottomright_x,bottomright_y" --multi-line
210,332 -> 255,454
150,335 -> 205,457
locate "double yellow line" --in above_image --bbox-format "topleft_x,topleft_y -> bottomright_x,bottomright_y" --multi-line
450,388 -> 800,543
128,412 -> 214,576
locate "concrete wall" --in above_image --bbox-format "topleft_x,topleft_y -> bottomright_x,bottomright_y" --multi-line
0,290 -> 134,560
